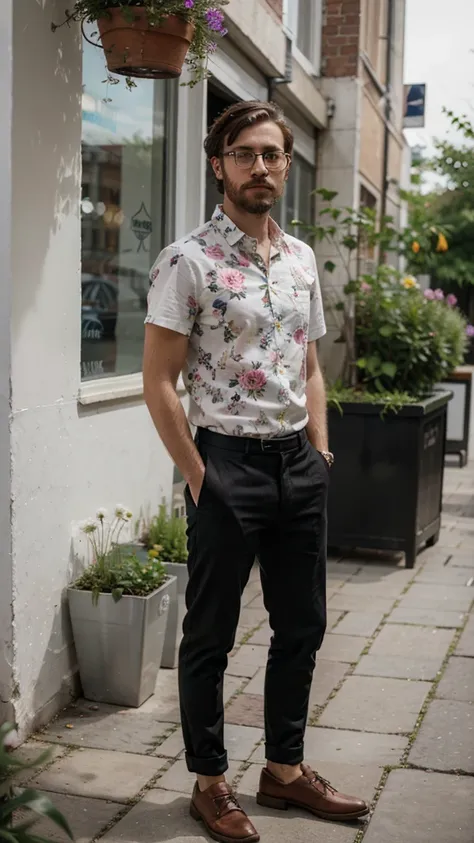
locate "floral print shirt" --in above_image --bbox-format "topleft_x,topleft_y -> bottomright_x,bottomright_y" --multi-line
146,206 -> 326,438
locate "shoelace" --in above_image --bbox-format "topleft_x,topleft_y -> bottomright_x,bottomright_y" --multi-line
307,770 -> 338,795
212,790 -> 242,818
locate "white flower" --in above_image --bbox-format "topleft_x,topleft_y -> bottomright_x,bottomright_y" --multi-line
115,505 -> 132,520
80,519 -> 98,534
96,508 -> 108,521
3,728 -> 19,749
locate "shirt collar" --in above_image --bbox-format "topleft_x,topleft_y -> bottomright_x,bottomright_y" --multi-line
211,205 -> 286,253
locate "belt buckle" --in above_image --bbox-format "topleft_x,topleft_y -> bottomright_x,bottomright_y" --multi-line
260,438 -> 274,452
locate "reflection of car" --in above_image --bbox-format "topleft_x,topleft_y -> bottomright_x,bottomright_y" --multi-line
81,274 -> 118,339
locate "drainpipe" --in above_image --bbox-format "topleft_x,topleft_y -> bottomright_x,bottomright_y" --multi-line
380,0 -> 394,240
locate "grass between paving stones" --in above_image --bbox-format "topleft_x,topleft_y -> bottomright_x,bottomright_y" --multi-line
152,723 -> 181,755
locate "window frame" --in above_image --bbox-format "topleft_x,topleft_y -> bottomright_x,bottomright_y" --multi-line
283,0 -> 323,77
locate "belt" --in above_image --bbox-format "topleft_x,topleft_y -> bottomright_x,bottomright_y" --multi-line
196,427 -> 307,454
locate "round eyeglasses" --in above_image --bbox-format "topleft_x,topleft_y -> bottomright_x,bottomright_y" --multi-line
223,150 -> 290,172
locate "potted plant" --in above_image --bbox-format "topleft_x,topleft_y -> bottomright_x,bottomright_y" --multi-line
299,191 -> 469,567
1,723 -> 73,843
68,506 -> 177,706
52,0 -> 228,87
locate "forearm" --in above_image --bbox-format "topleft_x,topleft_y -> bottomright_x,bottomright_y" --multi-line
306,366 -> 328,452
144,379 -> 204,489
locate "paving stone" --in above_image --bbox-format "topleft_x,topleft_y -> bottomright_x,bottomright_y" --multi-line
236,761 -> 382,805
40,699 -> 174,753
354,655 -> 443,681
226,694 -> 265,728
244,798 -> 360,843
11,741 -> 67,785
250,727 -> 407,766
415,567 -> 474,585
337,581 -> 407,600
318,676 -> 431,734
389,607 -> 466,628
20,792 -> 122,843
247,624 -> 271,646
134,669 -> 181,721
408,699 -> 474,772
154,728 -> 184,759
456,614 -> 474,656
450,550 -> 474,568
237,606 -> 268,631
327,609 -> 345,630
227,644 -> 268,677
224,674 -> 247,704
225,724 -> 264,760
246,593 -> 265,610
243,660 -> 348,708
102,788 -> 208,843
435,657 -> 474,702
331,611 -> 385,637
328,593 -> 396,613
153,759 -> 241,795
318,633 -> 369,663
362,769 -> 474,843
398,584 -> 473,612
31,749 -> 162,802
368,624 -> 454,660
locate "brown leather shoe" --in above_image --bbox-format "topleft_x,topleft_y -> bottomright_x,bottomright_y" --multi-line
257,764 -> 370,822
190,781 -> 260,843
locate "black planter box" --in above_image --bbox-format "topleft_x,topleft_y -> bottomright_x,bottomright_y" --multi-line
327,390 -> 452,568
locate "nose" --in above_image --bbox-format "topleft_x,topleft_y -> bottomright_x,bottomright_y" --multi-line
251,154 -> 268,176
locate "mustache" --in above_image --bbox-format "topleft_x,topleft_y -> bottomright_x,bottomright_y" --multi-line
242,180 -> 273,190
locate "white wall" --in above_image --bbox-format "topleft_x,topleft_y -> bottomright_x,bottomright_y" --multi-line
9,0 -> 172,735
0,0 -> 14,723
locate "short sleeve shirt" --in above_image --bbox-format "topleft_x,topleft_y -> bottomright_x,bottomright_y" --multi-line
146,205 -> 326,438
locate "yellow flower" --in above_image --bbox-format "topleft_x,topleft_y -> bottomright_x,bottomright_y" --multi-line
436,233 -> 448,252
412,240 -> 420,254
401,276 -> 419,289
148,549 -> 159,558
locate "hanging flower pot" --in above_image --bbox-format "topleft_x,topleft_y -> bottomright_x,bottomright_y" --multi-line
97,7 -> 194,79
52,1 -> 229,87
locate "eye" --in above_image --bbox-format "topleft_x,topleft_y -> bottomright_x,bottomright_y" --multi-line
264,152 -> 280,163
234,151 -> 254,165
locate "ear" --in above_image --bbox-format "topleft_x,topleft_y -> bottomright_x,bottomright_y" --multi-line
210,156 -> 224,185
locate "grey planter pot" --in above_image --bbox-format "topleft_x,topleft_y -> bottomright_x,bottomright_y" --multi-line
161,563 -> 188,669
163,561 -> 188,595
68,575 -> 177,707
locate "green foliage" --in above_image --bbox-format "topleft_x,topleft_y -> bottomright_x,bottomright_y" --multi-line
354,267 -> 468,396
142,505 -> 188,564
73,548 -> 168,603
73,505 -> 168,602
0,723 -> 73,843
327,383 -> 420,415
52,0 -> 229,87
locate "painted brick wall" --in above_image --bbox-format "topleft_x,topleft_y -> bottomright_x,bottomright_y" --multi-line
265,0 -> 283,20
322,0 -> 361,77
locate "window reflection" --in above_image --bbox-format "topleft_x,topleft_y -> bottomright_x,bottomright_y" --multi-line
81,31 -> 173,381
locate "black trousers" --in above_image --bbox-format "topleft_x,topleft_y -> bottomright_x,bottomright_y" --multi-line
179,427 -> 328,776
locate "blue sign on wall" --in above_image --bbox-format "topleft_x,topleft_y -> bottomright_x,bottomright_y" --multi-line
404,84 -> 426,128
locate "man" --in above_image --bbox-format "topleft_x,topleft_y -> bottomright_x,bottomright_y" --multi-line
143,101 -> 368,843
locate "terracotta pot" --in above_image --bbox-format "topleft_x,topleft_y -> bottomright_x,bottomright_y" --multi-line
97,7 -> 195,79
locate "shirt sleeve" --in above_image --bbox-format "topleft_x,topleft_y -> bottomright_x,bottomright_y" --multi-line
307,248 -> 326,343
145,248 -> 198,337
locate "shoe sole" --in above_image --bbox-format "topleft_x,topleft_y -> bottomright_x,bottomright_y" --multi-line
256,791 -> 370,822
190,800 -> 260,843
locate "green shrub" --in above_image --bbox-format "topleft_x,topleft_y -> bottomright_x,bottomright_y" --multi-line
142,505 -> 188,564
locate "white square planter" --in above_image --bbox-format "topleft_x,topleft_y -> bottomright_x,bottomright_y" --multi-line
68,576 -> 177,707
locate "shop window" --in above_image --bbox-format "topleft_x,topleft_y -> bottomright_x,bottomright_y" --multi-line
81,31 -> 175,381
278,153 -> 315,242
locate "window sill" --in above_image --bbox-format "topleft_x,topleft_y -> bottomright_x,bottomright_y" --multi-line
78,373 -> 187,406
293,46 -> 320,79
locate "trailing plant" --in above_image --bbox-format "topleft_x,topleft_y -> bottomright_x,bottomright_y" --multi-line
0,723 -> 73,843
142,504 -> 188,564
73,505 -> 168,602
52,0 -> 229,87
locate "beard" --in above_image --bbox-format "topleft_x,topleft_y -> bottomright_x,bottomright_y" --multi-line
222,171 -> 283,215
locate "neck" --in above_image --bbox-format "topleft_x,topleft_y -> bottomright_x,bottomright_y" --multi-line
222,198 -> 271,244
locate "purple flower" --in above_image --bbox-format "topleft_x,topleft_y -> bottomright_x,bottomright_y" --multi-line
466,324 -> 474,338
434,288 -> 444,300
184,0 -> 194,7
446,293 -> 458,307
423,288 -> 435,300
206,8 -> 226,31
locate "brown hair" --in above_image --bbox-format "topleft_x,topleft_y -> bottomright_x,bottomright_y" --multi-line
204,100 -> 293,194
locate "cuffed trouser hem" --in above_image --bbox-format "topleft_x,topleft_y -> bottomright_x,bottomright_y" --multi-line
185,751 -> 228,776
265,744 -> 304,765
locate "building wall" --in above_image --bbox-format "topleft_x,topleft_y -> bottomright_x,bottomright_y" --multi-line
0,0 -> 14,723
8,0 -> 173,734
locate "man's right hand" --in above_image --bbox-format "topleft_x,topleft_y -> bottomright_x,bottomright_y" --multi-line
188,467 -> 206,507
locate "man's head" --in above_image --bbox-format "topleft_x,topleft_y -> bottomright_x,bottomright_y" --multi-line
204,101 -> 293,216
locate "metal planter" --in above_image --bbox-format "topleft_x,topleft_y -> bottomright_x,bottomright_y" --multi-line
161,562 -> 188,669
327,391 -> 451,568
68,575 -> 177,707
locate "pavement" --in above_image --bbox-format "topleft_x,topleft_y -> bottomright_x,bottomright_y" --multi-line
14,460 -> 474,843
